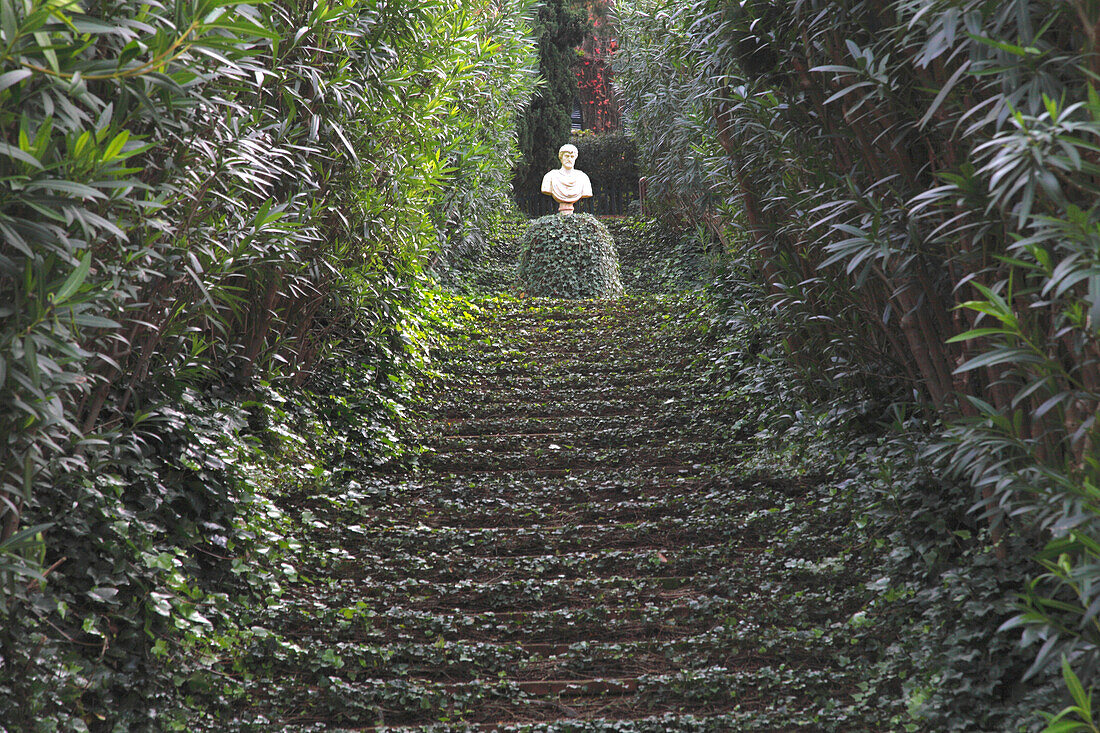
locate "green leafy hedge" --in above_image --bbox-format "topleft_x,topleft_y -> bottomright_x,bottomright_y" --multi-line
570,131 -> 640,194
519,214 -> 623,298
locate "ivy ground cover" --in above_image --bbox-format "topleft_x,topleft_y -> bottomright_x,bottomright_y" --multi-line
182,255 -> 931,729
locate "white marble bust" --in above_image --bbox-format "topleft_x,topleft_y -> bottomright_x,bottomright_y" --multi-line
541,144 -> 592,214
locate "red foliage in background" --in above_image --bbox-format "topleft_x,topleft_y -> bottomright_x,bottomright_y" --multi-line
574,1 -> 620,133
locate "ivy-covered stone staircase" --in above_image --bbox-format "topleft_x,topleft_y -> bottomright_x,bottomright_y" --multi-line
218,295 -> 888,731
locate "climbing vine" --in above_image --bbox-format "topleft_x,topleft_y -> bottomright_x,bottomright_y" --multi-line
574,1 -> 620,134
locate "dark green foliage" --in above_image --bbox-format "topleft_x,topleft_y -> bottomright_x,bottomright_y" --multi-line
571,131 -> 640,193
606,217 -> 715,294
849,430 -> 1057,731
173,274 -> 1045,731
700,261 -> 1059,731
0,0 -> 537,726
434,208 -> 531,294
49,215 -> 1052,730
616,0 -> 1100,721
519,213 -> 623,298
435,213 -> 701,298
513,0 -> 588,194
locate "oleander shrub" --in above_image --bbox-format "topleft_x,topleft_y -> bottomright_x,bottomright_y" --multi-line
615,0 -> 1100,724
519,213 -> 623,298
0,0 -> 538,726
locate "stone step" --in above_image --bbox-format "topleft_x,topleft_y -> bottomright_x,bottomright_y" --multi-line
318,516 -> 762,555
231,631 -> 801,685
421,423 -> 730,453
351,711 -> 793,732
203,294 -> 872,733
289,575 -> 710,615
432,398 -> 728,422
431,383 -> 701,408
302,545 -> 746,584
439,370 -> 695,394
271,595 -> 740,644
427,413 -> 698,436
301,489 -> 758,531
420,444 -> 730,473
220,665 -> 841,729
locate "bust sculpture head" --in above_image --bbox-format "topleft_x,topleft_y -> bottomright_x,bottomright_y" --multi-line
559,144 -> 578,170
541,143 -> 592,214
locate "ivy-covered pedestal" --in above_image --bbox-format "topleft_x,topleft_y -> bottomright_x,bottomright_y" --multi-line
518,213 -> 623,299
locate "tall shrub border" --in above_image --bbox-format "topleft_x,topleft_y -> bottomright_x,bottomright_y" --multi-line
615,0 -> 1100,722
0,0 -> 536,724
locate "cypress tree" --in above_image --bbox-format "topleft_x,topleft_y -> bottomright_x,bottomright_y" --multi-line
513,0 -> 587,199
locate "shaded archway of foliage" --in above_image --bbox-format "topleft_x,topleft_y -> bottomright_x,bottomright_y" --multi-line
615,0 -> 1100,725
0,0 -> 536,725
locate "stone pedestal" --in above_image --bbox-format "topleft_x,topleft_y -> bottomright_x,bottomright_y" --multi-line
558,201 -> 575,215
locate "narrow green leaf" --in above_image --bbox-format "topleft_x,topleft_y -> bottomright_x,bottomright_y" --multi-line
54,251 -> 91,304
101,130 -> 129,162
809,64 -> 859,74
1061,655 -> 1091,715
0,69 -> 31,93
0,141 -> 44,169
70,17 -> 127,34
0,0 -> 18,47
32,30 -> 59,73
1088,275 -> 1100,332
956,299 -> 1018,327
23,451 -> 33,500
918,60 -> 970,128
967,32 -> 1042,56
26,179 -> 107,199
945,327 -> 1013,343
0,523 -> 53,551
954,347 -> 1043,373
25,334 -> 39,389
72,313 -> 119,329
1035,392 -> 1071,419
823,81 -> 873,106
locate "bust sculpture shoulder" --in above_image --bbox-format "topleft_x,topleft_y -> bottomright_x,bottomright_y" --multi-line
541,144 -> 592,214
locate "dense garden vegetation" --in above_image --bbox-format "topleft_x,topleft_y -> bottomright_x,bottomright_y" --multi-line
519,213 -> 623,297
614,0 -> 1100,727
3,0 -> 1099,728
0,0 -> 537,724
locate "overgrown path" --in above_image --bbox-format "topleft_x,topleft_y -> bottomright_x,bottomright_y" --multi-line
214,295 -> 893,731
